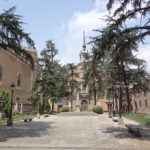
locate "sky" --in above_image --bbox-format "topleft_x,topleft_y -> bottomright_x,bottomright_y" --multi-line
0,0 -> 150,70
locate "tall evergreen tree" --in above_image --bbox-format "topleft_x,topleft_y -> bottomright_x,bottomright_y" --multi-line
91,25 -> 148,115
106,0 -> 150,42
0,7 -> 35,49
66,63 -> 79,111
32,40 -> 66,113
0,7 -> 35,65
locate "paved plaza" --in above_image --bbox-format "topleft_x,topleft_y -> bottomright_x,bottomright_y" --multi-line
0,112 -> 150,150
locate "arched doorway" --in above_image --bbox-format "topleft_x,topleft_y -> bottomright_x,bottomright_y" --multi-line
81,100 -> 88,111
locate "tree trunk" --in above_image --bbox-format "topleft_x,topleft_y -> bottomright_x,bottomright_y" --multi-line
112,87 -> 115,114
121,61 -> 131,112
93,81 -> 97,105
40,94 -> 44,114
51,100 -> 55,113
92,58 -> 97,105
116,89 -> 119,113
70,93 -> 73,112
89,91 -> 91,104
133,89 -> 138,113
119,87 -> 123,118
70,64 -> 74,112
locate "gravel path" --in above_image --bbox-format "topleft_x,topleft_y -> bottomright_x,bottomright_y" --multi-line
0,112 -> 150,150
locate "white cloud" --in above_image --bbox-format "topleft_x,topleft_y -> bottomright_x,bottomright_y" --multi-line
137,44 -> 150,72
59,0 -> 107,64
59,0 -> 150,73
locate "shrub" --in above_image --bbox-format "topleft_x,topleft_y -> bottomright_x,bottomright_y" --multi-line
44,114 -> 49,117
0,90 -> 11,117
13,112 -> 21,116
60,106 -> 70,112
93,106 -> 103,114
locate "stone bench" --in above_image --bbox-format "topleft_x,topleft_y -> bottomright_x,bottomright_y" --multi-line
125,124 -> 142,137
24,118 -> 32,123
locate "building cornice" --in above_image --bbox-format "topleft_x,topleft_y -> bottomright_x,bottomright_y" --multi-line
1,48 -> 35,69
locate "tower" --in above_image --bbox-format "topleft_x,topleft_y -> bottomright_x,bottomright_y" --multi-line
80,31 -> 88,62
82,31 -> 86,52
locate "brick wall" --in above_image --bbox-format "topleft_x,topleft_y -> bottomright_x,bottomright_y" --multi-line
0,49 -> 37,112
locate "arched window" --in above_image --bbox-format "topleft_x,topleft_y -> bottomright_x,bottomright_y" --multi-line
0,65 -> 2,81
17,73 -> 21,87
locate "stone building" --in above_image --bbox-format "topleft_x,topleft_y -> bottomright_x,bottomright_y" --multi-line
59,32 -> 108,112
66,65 -> 108,112
109,82 -> 150,114
0,48 -> 37,113
67,62 -> 90,111
131,91 -> 150,114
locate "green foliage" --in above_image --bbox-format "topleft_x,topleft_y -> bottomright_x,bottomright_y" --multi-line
66,63 -> 79,111
106,0 -> 150,46
0,7 -> 35,67
13,112 -> 21,116
88,0 -> 150,114
83,55 -> 100,105
60,106 -> 70,112
33,40 -> 68,113
91,23 -> 148,113
0,90 -> 11,117
123,112 -> 150,125
93,106 -> 103,114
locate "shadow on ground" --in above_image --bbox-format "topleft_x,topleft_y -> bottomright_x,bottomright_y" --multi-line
0,121 -> 52,142
58,112 -> 98,116
101,126 -> 150,141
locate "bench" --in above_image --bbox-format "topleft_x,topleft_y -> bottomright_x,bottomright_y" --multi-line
24,118 -> 32,123
125,124 -> 142,137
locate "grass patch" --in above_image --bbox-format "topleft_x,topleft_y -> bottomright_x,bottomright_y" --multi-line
13,113 -> 27,121
60,106 -> 70,112
0,112 -> 35,126
123,112 -> 150,125
13,112 -> 36,121
0,118 -> 6,126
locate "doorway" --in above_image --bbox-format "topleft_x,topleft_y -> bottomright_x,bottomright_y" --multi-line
81,100 -> 88,111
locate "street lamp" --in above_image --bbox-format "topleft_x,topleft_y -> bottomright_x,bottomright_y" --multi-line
7,82 -> 15,126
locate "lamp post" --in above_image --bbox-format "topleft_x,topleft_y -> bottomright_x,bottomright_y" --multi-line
7,82 -> 15,126
37,86 -> 41,118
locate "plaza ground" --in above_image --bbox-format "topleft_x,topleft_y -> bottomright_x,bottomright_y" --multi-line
0,112 -> 150,150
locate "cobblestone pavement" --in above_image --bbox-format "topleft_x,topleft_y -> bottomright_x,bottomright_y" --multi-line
0,112 -> 150,150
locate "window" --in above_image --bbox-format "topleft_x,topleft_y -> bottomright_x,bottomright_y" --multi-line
135,101 -> 138,110
145,99 -> 148,107
17,73 -> 21,87
16,97 -> 20,101
83,82 -> 86,91
0,65 -> 2,81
